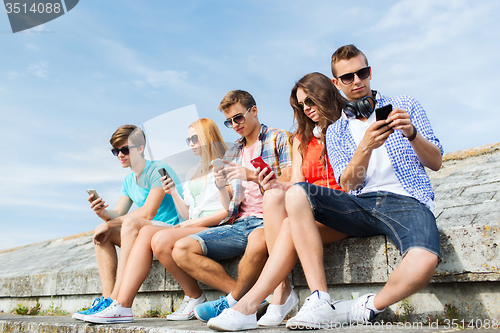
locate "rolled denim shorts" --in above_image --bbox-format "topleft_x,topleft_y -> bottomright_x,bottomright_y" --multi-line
188,215 -> 264,261
294,182 -> 441,258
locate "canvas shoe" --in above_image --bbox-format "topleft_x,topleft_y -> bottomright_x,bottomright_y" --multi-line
72,296 -> 103,320
83,300 -> 133,324
167,293 -> 206,321
194,296 -> 229,322
195,296 -> 269,322
258,288 -> 299,326
344,293 -> 379,324
207,308 -> 257,331
72,297 -> 112,320
285,291 -> 339,330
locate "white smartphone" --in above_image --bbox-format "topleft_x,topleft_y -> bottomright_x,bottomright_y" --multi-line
211,158 -> 225,169
86,189 -> 100,200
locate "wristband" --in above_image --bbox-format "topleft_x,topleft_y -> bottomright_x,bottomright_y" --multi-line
404,125 -> 417,141
215,181 -> 226,190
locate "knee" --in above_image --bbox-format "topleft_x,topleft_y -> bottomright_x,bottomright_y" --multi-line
404,249 -> 438,282
263,188 -> 285,210
121,216 -> 144,235
151,231 -> 175,257
245,229 -> 268,262
285,185 -> 308,212
172,237 -> 198,265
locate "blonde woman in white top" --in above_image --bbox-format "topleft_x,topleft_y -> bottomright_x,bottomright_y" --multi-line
83,118 -> 229,324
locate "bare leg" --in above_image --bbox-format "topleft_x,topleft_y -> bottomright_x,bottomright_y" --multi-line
373,248 -> 438,309
151,227 -> 209,299
233,218 -> 347,315
285,185 -> 329,293
109,216 -> 153,299
262,188 -> 291,305
115,225 -> 167,307
172,237 -> 236,294
230,228 -> 269,300
94,228 -> 121,298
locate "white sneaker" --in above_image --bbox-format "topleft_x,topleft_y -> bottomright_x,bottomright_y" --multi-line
285,292 -> 338,330
258,288 -> 299,326
346,293 -> 378,324
83,300 -> 133,324
207,308 -> 257,331
167,293 -> 206,321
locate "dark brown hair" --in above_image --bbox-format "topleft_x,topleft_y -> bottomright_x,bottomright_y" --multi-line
290,72 -> 346,162
110,125 -> 146,157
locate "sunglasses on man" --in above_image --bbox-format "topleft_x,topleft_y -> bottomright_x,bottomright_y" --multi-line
111,146 -> 139,156
338,66 -> 371,85
224,106 -> 253,128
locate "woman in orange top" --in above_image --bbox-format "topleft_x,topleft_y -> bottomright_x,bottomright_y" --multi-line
235,73 -> 349,327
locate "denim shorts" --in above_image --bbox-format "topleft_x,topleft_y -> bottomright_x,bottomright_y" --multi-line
188,215 -> 264,261
295,182 -> 441,258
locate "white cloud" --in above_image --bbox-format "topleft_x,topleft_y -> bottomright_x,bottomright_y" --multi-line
26,61 -> 49,78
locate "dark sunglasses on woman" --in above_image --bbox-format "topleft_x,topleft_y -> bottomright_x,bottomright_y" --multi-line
298,97 -> 315,111
186,134 -> 199,145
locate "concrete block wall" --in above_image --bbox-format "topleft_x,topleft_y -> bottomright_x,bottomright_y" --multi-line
0,143 -> 499,322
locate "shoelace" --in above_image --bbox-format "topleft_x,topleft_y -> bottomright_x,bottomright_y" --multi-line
175,297 -> 191,313
348,299 -> 371,323
94,299 -> 112,313
213,297 -> 229,313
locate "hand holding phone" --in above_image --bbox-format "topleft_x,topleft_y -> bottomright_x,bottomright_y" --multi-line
158,168 -> 171,179
250,156 -> 277,180
375,104 -> 393,121
211,158 -> 225,169
87,189 -> 106,210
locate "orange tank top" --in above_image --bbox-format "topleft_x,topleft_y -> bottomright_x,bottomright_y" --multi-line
301,138 -> 342,191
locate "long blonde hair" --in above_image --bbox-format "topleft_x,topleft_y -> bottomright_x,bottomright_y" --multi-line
190,118 -> 228,175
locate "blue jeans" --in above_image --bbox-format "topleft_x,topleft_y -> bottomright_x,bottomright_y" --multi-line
188,215 -> 264,261
295,183 -> 441,258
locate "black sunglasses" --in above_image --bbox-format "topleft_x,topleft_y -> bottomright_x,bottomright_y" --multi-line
186,134 -> 199,145
298,97 -> 315,111
338,66 -> 371,85
224,106 -> 253,128
111,145 -> 139,156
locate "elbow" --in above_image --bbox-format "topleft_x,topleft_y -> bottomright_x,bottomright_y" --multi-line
428,159 -> 442,172
145,212 -> 156,220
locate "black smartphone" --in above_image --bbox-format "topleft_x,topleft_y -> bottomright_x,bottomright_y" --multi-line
158,168 -> 171,179
375,104 -> 393,121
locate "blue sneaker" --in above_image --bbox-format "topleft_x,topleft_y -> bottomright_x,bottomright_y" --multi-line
194,296 -> 229,322
72,297 -> 112,320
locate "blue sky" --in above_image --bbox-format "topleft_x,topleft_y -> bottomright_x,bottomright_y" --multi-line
1,0 -> 499,250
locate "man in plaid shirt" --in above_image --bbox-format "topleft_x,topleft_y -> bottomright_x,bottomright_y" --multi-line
282,45 -> 443,329
173,90 -> 292,322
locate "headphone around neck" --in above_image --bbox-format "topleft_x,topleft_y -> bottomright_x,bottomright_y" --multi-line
343,91 -> 377,119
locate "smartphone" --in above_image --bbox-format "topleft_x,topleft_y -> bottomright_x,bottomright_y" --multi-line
375,104 -> 393,121
250,156 -> 277,180
86,189 -> 100,201
211,158 -> 225,169
158,168 -> 171,179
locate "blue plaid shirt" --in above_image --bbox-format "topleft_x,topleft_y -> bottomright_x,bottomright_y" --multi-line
222,123 -> 292,224
326,93 -> 443,208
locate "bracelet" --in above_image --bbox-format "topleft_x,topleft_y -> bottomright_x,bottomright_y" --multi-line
404,124 -> 417,141
215,181 -> 226,190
